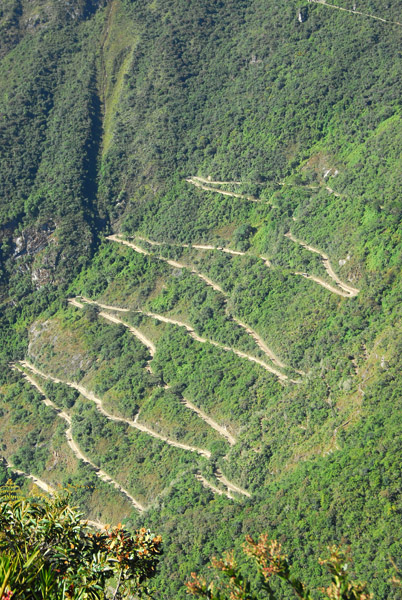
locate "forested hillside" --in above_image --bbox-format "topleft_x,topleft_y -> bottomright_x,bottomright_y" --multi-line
1,0 -> 402,597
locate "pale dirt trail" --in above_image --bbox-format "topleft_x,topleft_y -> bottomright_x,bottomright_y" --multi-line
309,0 -> 402,26
187,179 -> 358,300
260,255 -> 272,267
294,272 -> 352,297
107,234 -> 149,255
137,235 -> 246,256
14,366 -> 72,424
85,519 -> 108,530
69,298 -> 85,309
68,298 -> 155,370
78,298 -> 289,406
2,457 -> 56,495
214,468 -> 251,498
107,235 -> 289,380
80,297 -> 130,313
195,472 -> 234,499
181,398 -> 236,446
97,310 -> 156,355
129,237 -> 284,365
325,186 -> 341,197
137,236 -> 272,284
68,297 -> 152,376
137,236 -> 163,246
68,302 -> 260,495
279,181 -> 342,197
3,456 -> 108,528
81,295 -> 272,370
15,364 -> 145,512
193,244 -> 245,256
285,232 -> 359,297
10,366 -> 246,508
190,269 -> 224,293
107,235 -> 225,292
231,316 -> 286,369
138,307 -> 285,376
16,366 -> 242,508
192,176 -> 243,186
135,239 -> 278,330
186,178 -> 260,203
21,361 -> 211,459
74,298 -> 236,446
80,296 -> 286,379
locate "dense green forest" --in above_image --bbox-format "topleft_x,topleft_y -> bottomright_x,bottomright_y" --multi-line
1,0 -> 402,597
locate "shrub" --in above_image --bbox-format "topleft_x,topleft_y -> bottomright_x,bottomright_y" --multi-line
0,481 -> 162,599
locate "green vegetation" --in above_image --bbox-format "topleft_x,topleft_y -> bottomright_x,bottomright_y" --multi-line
1,0 -> 402,598
0,482 -> 162,598
187,535 -> 372,600
3,485 -> 396,600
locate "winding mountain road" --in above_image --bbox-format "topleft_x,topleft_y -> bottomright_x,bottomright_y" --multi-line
14,364 -> 145,512
137,235 -> 272,266
192,176 -> 243,186
1,457 -> 56,495
107,235 -> 289,380
214,468 -> 251,498
21,361 -> 211,459
285,232 -> 359,297
325,186 -> 341,197
140,224 -> 357,302
294,272 -> 353,297
96,310 -> 156,355
80,296 -> 129,312
309,0 -> 402,26
186,177 -> 260,202
72,298 -> 237,445
195,471 -> 234,499
2,456 -> 108,529
69,298 -> 155,372
182,398 -> 236,446
21,363 -> 250,498
80,295 -> 286,379
137,236 -> 246,257
231,316 -> 286,369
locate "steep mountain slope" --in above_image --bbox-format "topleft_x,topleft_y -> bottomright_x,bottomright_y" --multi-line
1,0 -> 402,598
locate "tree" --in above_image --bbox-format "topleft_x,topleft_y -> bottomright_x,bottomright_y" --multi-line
186,534 -> 371,600
0,481 -> 162,599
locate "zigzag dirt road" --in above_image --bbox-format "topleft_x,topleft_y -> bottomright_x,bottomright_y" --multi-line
14,363 -> 145,512
181,398 -> 236,446
285,232 -> 359,298
14,363 -> 246,510
69,298 -> 155,372
186,177 -> 260,202
137,235 -> 246,257
21,361 -> 252,497
195,471 -> 234,499
146,226 -> 355,301
191,176 -> 243,186
72,298 -> 237,446
309,0 -> 402,26
107,235 -> 290,381
21,361 -> 211,458
2,456 -> 56,496
2,456 -> 107,529
214,468 -> 251,498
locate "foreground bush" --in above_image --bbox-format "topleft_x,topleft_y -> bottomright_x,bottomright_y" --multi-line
0,481 -> 162,599
186,534 -> 371,600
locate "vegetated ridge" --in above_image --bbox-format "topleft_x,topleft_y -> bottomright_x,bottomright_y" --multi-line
107,235 -> 291,381
1,0 -> 402,597
20,360 -> 212,459
13,362 -> 145,512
